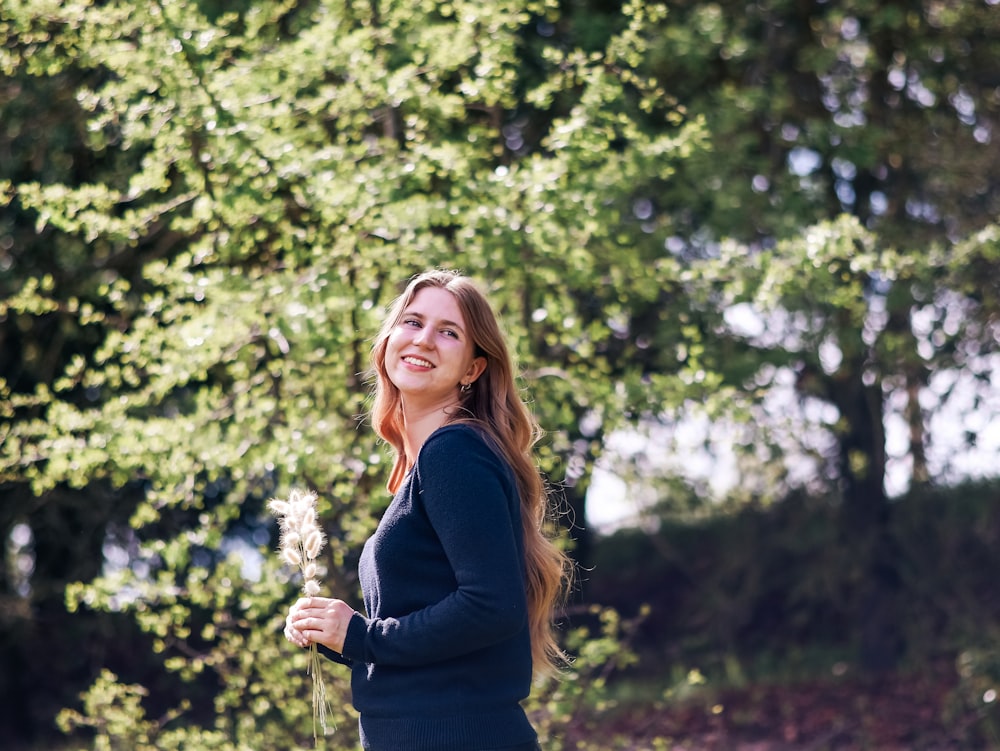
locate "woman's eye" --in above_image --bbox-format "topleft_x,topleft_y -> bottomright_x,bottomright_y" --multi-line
442,329 -> 458,339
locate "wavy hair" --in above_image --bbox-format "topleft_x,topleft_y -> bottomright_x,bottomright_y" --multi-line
369,269 -> 571,677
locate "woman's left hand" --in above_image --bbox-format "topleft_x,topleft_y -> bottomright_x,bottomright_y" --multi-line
285,596 -> 355,654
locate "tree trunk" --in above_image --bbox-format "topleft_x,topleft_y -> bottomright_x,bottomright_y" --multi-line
829,367 -> 903,672
905,375 -> 930,488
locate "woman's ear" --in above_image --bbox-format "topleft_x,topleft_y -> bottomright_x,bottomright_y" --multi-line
465,356 -> 487,385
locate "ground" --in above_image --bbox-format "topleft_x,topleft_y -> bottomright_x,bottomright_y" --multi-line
564,662 -> 999,750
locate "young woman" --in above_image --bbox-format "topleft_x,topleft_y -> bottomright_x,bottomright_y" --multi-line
284,270 -> 572,751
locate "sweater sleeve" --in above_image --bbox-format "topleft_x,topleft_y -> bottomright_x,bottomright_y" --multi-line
317,644 -> 353,667
340,426 -> 528,666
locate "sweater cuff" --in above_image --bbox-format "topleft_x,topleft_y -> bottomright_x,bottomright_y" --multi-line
340,611 -> 369,663
317,644 -> 353,667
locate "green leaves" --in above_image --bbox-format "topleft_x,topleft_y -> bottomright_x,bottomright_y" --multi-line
6,0 -> 998,746
2,1 -> 716,744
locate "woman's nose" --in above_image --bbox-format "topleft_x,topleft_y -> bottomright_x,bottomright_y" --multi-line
412,326 -> 432,347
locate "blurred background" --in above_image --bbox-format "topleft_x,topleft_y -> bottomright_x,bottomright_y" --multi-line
2,0 -> 999,748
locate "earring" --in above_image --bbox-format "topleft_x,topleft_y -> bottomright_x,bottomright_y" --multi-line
460,382 -> 472,393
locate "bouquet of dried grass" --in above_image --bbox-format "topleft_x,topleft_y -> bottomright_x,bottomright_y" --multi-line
269,488 -> 333,743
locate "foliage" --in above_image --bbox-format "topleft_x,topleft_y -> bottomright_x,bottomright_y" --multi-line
605,0 -> 1000,505
953,645 -> 1000,747
527,605 -> 644,749
590,481 -> 1000,679
585,0 -> 1000,673
587,479 -> 1000,745
51,605 -> 645,751
0,0 -> 705,747
56,669 -> 164,751
643,0 -> 1000,250
56,663 -> 332,751
2,0 -> 999,747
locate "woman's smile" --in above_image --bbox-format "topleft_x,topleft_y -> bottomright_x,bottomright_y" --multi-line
401,355 -> 434,369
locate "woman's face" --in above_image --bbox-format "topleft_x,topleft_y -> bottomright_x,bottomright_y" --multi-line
384,286 -> 485,409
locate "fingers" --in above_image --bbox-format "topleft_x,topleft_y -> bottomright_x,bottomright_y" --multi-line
292,596 -> 335,615
283,598 -> 352,653
284,606 -> 310,648
284,597 -> 340,649
285,597 -> 317,645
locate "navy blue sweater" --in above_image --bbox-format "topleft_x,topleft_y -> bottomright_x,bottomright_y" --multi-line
330,424 -> 537,751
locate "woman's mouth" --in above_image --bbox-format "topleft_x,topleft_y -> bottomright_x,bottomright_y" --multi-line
402,356 -> 433,368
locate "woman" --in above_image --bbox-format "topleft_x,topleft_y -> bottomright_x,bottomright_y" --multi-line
284,269 -> 572,751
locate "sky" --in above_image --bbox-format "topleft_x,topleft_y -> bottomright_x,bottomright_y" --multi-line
585,354 -> 1000,534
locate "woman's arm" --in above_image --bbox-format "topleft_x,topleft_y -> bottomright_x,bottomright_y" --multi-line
341,427 -> 527,666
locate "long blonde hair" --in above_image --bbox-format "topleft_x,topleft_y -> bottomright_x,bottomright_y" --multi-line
369,269 -> 572,677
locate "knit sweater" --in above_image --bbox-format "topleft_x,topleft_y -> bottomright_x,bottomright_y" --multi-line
328,423 -> 537,751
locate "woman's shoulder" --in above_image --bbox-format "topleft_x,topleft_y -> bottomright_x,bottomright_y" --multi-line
422,422 -> 491,455
419,422 -> 509,470
416,423 -> 517,500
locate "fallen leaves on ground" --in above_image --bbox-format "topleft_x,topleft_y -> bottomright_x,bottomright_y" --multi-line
565,661 -> 999,750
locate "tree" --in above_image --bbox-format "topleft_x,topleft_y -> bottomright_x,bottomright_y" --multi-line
602,0 -> 1000,670
1,0 -> 707,746
660,0 -> 999,490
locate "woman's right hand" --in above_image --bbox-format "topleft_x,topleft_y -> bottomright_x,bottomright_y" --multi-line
284,596 -> 355,653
